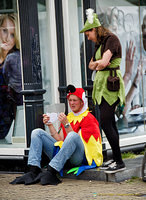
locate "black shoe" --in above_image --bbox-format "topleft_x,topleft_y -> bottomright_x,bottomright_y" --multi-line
33,165 -> 62,185
10,166 -> 41,185
40,170 -> 62,185
104,162 -> 126,174
10,171 -> 40,185
100,159 -> 114,170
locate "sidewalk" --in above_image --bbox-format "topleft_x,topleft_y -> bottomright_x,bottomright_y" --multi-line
0,155 -> 143,183
0,171 -> 146,200
63,155 -> 143,182
0,155 -> 145,200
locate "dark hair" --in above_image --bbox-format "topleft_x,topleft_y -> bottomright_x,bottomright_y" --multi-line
85,28 -> 93,32
95,26 -> 111,45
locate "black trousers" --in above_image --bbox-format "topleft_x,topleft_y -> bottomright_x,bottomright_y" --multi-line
99,97 -> 123,164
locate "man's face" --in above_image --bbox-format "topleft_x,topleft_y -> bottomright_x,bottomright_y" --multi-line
142,15 -> 146,51
68,95 -> 84,113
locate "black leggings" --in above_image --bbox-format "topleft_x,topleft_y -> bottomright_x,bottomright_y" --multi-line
99,98 -> 123,164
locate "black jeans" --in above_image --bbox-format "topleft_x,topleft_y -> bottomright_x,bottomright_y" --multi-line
99,97 -> 123,164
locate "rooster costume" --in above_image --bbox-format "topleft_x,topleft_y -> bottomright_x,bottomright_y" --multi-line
10,85 -> 103,185
56,85 -> 103,175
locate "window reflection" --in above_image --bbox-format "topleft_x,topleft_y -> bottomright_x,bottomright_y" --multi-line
95,0 -> 146,136
0,13 -> 22,141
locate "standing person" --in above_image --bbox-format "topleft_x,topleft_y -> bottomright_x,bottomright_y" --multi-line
80,8 -> 126,173
0,13 -> 22,139
10,85 -> 103,185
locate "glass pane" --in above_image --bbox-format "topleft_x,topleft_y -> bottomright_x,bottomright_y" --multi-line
37,0 -> 54,104
95,0 -> 146,139
77,0 -> 86,86
0,0 -> 24,146
0,0 -> 17,13
140,5 -> 146,109
66,0 -> 82,87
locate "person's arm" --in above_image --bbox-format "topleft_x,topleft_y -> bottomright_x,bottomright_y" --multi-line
95,50 -> 112,70
88,57 -> 98,70
88,50 -> 112,71
123,64 -> 142,115
58,112 -> 73,135
43,114 -> 64,141
2,57 -> 10,84
123,85 -> 138,115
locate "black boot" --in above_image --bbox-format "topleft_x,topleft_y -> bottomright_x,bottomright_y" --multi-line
10,165 -> 41,185
35,165 -> 61,185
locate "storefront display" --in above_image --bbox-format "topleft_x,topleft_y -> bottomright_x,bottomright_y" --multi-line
0,0 -> 145,156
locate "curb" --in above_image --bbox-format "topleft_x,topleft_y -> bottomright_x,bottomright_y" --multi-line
63,156 -> 143,182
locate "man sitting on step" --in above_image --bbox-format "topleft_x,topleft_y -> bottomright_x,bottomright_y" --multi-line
10,85 -> 103,185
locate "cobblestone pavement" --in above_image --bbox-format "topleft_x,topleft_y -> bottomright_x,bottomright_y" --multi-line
0,174 -> 146,200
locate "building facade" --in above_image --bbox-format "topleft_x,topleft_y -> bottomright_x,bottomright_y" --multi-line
0,0 -> 145,161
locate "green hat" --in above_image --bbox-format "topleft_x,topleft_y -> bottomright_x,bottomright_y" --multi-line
80,9 -> 101,33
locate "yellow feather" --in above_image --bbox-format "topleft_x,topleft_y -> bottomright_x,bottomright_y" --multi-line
80,133 -> 103,166
54,141 -> 64,148
67,110 -> 89,124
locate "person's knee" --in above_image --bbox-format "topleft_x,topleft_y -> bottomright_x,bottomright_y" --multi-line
66,131 -> 80,142
31,128 -> 43,139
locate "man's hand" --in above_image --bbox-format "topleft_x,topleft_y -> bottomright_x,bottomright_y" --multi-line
58,112 -> 68,126
58,112 -> 73,134
43,114 -> 52,126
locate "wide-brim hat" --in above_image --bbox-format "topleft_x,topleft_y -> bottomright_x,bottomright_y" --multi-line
80,9 -> 101,33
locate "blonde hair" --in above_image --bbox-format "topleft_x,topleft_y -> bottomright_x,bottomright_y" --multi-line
0,13 -> 20,52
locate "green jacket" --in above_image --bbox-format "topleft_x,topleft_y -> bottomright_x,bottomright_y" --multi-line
92,45 -> 125,106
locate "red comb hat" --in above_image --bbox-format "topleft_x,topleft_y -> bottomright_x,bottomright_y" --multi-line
66,85 -> 87,106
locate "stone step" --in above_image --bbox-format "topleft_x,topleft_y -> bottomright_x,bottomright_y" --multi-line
63,156 -> 143,182
12,137 -> 25,143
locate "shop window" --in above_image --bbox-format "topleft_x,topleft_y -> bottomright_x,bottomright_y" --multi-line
0,0 -> 14,11
37,0 -> 58,105
63,0 -> 82,87
0,0 -> 25,146
77,0 -> 86,87
95,0 -> 146,139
